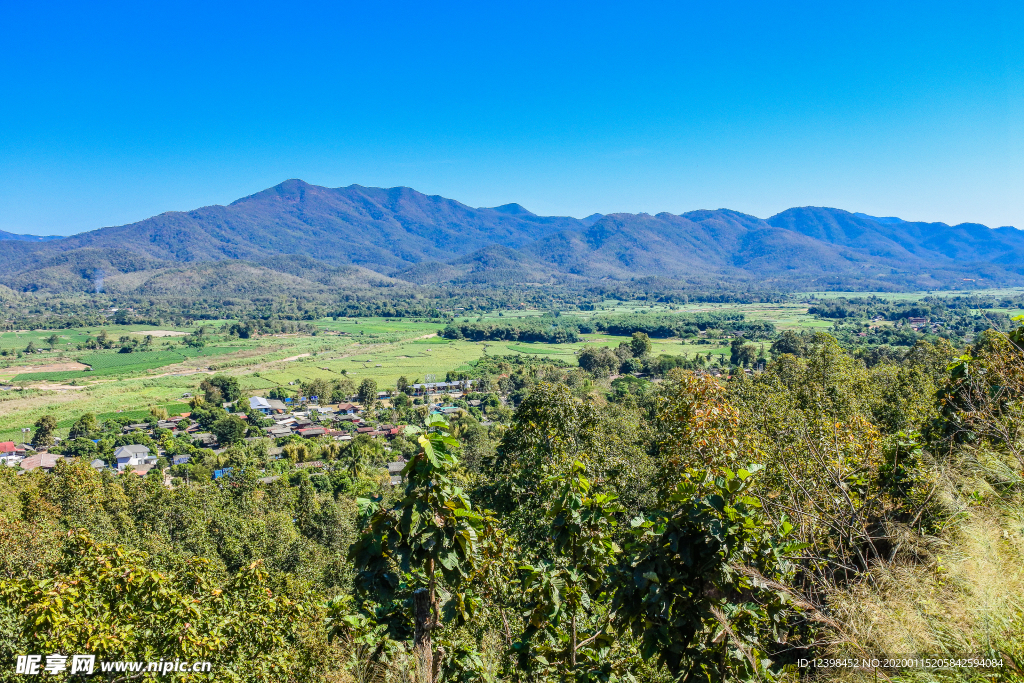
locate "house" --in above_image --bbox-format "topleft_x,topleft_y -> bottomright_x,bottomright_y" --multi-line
297,427 -> 326,438
336,403 -> 358,414
409,381 -> 476,397
130,464 -> 155,476
356,426 -> 375,434
249,397 -> 288,414
20,453 -> 63,472
90,459 -> 106,471
192,433 -> 216,447
172,454 -> 191,466
265,426 -> 292,437
387,460 -> 406,486
0,441 -> 24,467
114,445 -> 152,471
295,460 -> 325,470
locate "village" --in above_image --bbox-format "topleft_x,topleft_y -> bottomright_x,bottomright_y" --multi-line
0,379 -> 480,487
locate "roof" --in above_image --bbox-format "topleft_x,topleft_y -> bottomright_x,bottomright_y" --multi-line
114,444 -> 151,458
250,396 -> 272,410
387,461 -> 406,473
411,380 -> 475,390
90,459 -> 105,469
20,453 -> 62,471
0,441 -> 17,453
295,460 -> 325,469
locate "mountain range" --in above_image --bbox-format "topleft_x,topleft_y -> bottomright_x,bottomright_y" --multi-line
3,179 -> 1022,296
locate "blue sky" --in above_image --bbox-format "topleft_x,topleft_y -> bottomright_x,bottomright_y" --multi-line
2,0 -> 1022,235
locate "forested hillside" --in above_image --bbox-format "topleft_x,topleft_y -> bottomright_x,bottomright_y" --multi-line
3,180 -> 1024,295
3,321 -> 1023,681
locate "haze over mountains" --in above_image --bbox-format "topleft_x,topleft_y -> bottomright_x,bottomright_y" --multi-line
3,179 -> 1022,296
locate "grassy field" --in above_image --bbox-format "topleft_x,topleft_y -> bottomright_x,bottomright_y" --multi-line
0,300 -> 886,442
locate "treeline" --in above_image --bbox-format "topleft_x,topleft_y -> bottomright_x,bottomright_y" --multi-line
442,319 -> 580,343
807,293 -> 1024,321
442,312 -> 776,342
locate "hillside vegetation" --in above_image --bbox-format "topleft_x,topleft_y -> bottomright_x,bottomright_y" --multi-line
2,314 -> 1023,682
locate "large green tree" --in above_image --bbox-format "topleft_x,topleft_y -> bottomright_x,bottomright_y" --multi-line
32,415 -> 58,448
349,415 -> 491,682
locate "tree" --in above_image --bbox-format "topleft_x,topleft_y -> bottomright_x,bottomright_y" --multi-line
397,376 -> 410,394
32,415 -> 58,448
349,416 -> 491,682
730,338 -> 758,367
516,460 -> 624,678
68,413 -> 98,440
45,334 -> 60,350
302,377 -> 331,403
630,331 -> 652,358
0,532 -> 326,681
770,330 -> 803,358
331,378 -> 355,403
201,374 -> 241,404
613,467 -> 799,682
358,378 -> 378,409
24,341 -> 37,354
212,416 -> 247,445
578,346 -> 619,377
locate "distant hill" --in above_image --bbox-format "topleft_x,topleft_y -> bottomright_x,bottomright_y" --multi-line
2,181 -> 1021,294
0,229 -> 61,241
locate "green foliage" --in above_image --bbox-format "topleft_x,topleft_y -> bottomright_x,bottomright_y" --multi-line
515,460 -> 624,677
613,467 -> 797,683
0,531 -> 328,680
201,374 -> 242,403
32,414 -> 57,448
350,416 -> 491,622
212,415 -> 248,445
357,378 -> 379,409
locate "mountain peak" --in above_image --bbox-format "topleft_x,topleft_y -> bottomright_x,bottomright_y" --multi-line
484,203 -> 536,216
231,178 -> 318,205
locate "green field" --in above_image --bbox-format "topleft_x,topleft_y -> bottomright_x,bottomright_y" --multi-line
0,304 -> 842,442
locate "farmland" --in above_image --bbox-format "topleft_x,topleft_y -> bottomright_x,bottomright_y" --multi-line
3,291 -> 1011,443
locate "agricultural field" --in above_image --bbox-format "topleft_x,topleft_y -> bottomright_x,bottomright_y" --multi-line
0,310 -> 746,443
9,290 -> 999,443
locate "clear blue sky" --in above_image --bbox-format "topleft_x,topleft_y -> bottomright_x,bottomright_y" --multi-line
2,0 -> 1022,235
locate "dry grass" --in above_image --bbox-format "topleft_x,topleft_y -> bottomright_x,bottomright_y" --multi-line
817,476 -> 1024,681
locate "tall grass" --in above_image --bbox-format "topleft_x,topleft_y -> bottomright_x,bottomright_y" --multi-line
817,448 -> 1024,681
